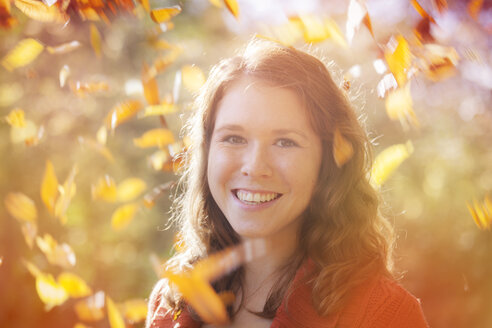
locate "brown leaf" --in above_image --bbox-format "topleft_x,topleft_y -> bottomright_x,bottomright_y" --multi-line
4,192 -> 37,222
1,38 -> 44,71
105,100 -> 143,131
418,44 -> 459,82
433,0 -> 448,13
150,5 -> 181,23
0,0 -> 18,28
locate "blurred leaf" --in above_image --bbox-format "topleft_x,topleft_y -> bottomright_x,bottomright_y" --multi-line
78,136 -> 115,163
224,0 -> 239,19
209,0 -> 222,8
70,81 -> 109,97
142,181 -> 174,208
468,195 -> 492,230
111,203 -> 140,230
116,178 -> 147,202
143,103 -> 177,117
36,234 -> 76,268
96,125 -> 107,145
105,100 -> 143,131
434,0 -> 448,13
0,0 -> 17,28
1,38 -> 44,71
346,0 -> 373,45
53,165 -> 78,225
147,149 -> 170,171
14,0 -> 68,23
150,5 -> 181,23
23,259 -> 43,278
41,160 -> 59,214
58,272 -> 92,298
133,128 -> 175,148
5,108 -> 26,127
92,175 -> 117,202
290,15 -> 347,47
90,23 -> 102,58
332,127 -> 354,168
75,291 -> 106,322
59,65 -> 70,87
35,273 -> 69,310
384,35 -> 411,87
20,222 -> 37,248
138,0 -> 150,12
411,0 -> 436,23
4,192 -> 37,222
182,65 -> 206,93
218,291 -> 235,306
468,0 -> 483,20
106,296 -> 125,328
385,83 -> 419,129
376,73 -> 398,98
122,299 -> 148,323
371,141 -> 414,186
142,63 -> 160,105
418,44 -> 459,82
47,41 -> 82,55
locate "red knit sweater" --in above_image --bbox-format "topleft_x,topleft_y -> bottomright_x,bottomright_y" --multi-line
146,262 -> 429,328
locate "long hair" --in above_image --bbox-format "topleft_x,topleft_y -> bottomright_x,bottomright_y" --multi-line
160,38 -> 395,318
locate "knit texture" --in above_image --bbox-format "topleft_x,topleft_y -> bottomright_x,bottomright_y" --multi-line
146,262 -> 429,328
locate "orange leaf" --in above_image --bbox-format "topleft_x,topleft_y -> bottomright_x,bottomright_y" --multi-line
75,292 -> 106,322
90,23 -> 102,58
111,203 -> 140,230
371,141 -> 414,186
433,0 -> 448,13
468,0 -> 483,20
138,0 -> 150,12
224,0 -> 239,19
0,0 -> 17,28
122,299 -> 148,323
385,83 -> 419,129
53,165 -> 78,225
116,178 -> 147,202
332,127 -> 354,168
106,296 -> 125,328
133,128 -> 175,148
78,136 -> 115,163
182,65 -> 206,93
14,0 -> 68,23
36,233 -> 76,268
150,5 -> 181,23
4,192 -> 37,222
384,35 -> 411,87
5,108 -> 25,127
41,160 -> 59,214
47,41 -> 82,55
142,63 -> 160,105
411,0 -> 436,23
1,38 -> 44,71
91,175 -> 117,202
105,100 -> 143,131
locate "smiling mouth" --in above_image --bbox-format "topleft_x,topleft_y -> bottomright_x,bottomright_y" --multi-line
232,189 -> 282,205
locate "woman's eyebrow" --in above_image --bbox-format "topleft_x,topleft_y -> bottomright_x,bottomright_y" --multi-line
272,128 -> 309,139
214,124 -> 244,133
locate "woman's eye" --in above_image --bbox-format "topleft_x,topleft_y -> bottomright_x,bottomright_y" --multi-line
223,135 -> 246,144
275,138 -> 298,147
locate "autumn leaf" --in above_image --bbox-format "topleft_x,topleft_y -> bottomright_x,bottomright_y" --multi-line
1,38 -> 44,71
53,165 -> 78,224
47,41 -> 82,55
182,65 -> 206,93
133,128 -> 175,148
371,141 -> 414,186
4,192 -> 37,222
41,160 -> 59,214
434,0 -> 448,13
376,73 -> 398,98
150,5 -> 181,23
20,221 -> 37,248
96,125 -> 107,144
138,0 -> 150,12
418,44 -> 459,82
111,202 -> 140,230
75,292 -> 106,322
5,108 -> 25,127
385,83 -> 419,129
468,0 -> 483,20
332,127 -> 354,168
90,23 -> 102,58
59,65 -> 70,87
58,272 -> 92,298
384,35 -> 411,87
78,136 -> 115,163
35,273 -> 69,310
142,63 -> 160,105
346,0 -> 373,45
122,299 -> 148,323
106,296 -> 125,328
36,234 -> 76,268
92,175 -> 117,202
70,81 -> 109,97
143,103 -> 177,117
105,100 -> 143,131
290,15 -> 347,47
411,0 -> 436,23
224,0 -> 239,19
0,0 -> 17,28
14,0 -> 68,23
147,150 -> 170,171
116,178 -> 147,202
142,181 -> 174,208
468,195 -> 492,230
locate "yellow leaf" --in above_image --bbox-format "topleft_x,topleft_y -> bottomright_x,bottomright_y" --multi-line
209,0 -> 222,7
122,299 -> 148,323
58,272 -> 92,298
5,108 -> 25,127
90,23 -> 102,58
385,35 -> 411,87
371,141 -> 414,186
116,178 -> 147,202
385,83 -> 419,129
14,0 -> 68,23
21,221 -> 37,248
4,192 -> 37,222
1,38 -> 44,71
36,273 -> 69,310
218,291 -> 235,306
106,296 -> 125,328
105,100 -> 143,131
111,203 -> 140,230
224,0 -> 239,19
148,150 -> 170,171
47,41 -> 82,55
142,62 -> 160,105
138,0 -> 150,12
143,103 -> 177,117
290,15 -> 347,47
36,234 -> 76,268
182,65 -> 206,93
332,127 -> 354,168
467,195 -> 492,230
54,165 -> 78,225
150,5 -> 182,23
75,292 -> 105,321
133,128 -> 175,148
78,136 -> 115,163
91,175 -> 117,202
41,160 -> 59,214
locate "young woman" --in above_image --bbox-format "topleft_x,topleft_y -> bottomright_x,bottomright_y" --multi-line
146,38 -> 429,328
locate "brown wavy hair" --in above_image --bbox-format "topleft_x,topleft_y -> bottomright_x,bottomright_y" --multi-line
159,37 -> 394,319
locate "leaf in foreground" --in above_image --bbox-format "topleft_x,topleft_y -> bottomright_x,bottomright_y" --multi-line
14,0 -> 68,23
92,175 -> 117,202
371,141 -> 414,186
36,273 -> 69,310
224,0 -> 239,19
384,35 -> 411,87
1,38 -> 44,71
116,178 -> 147,202
182,65 -> 206,93
150,5 -> 181,23
107,296 -> 125,328
133,128 -> 175,148
4,192 -> 37,222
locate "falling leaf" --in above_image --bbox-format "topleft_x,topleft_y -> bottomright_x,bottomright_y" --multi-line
59,65 -> 70,87
78,136 -> 115,163
53,165 -> 78,225
147,48 -> 182,79
418,44 -> 459,82
75,292 -> 106,321
142,63 -> 160,105
41,160 -> 59,214
143,103 -> 177,117
371,141 -> 414,186
111,203 -> 140,230
122,299 -> 148,323
0,0 -> 17,28
133,128 -> 175,148
333,127 -> 354,168
150,5 -> 181,23
138,0 -> 150,12
148,150 -> 170,171
36,234 -> 76,268
257,21 -> 303,46
468,0 -> 483,20
414,16 -> 434,43
384,35 -> 411,87
35,273 -> 69,310
346,0 -> 373,45
292,15 -> 347,47
105,100 -> 143,131
4,192 -> 37,222
90,23 -> 102,58
1,38 -> 44,71
21,222 -> 37,248
58,272 -> 92,298
47,41 -> 82,55
106,296 -> 125,328
23,259 -> 43,278
92,175 -> 117,202
468,195 -> 492,230
411,0 -> 436,23
142,181 -> 174,208
116,178 -> 147,202
385,83 -> 419,128
433,0 -> 448,13
14,0 -> 68,23
376,73 -> 398,98
70,81 -> 110,97
5,108 -> 25,127
224,0 -> 239,19
182,65 -> 206,93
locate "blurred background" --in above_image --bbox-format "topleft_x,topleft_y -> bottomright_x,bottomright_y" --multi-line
0,0 -> 491,327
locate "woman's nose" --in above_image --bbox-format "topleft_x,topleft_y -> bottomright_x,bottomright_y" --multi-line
240,144 -> 273,178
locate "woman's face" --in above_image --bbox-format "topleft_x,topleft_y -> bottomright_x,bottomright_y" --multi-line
207,77 -> 322,242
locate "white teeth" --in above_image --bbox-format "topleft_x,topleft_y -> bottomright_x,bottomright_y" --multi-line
236,190 -> 279,204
